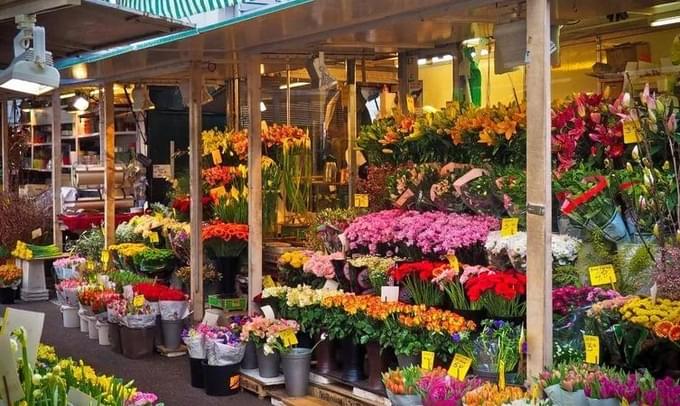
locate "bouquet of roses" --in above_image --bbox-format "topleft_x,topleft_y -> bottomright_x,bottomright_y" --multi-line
56,279 -> 83,306
303,251 -> 343,284
465,267 -> 526,318
392,260 -> 446,306
240,317 -> 300,355
202,220 -> 248,258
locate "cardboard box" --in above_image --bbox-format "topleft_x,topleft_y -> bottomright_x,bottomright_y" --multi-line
606,42 -> 651,72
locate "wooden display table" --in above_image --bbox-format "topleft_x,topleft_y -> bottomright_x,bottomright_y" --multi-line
16,255 -> 66,301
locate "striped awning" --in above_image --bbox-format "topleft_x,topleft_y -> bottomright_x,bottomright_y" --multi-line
118,0 -> 241,19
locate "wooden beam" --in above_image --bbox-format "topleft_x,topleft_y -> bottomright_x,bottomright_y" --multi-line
346,59 -> 357,205
247,56 -> 263,314
51,92 -> 63,249
525,0 -> 553,377
102,82 -> 115,247
1,101 -> 8,192
0,0 -> 79,21
188,62 -> 204,322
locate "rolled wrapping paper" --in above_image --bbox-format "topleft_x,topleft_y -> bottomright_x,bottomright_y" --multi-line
73,170 -> 126,187
63,198 -> 134,211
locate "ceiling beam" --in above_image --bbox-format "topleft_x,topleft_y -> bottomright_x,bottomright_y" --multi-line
0,0 -> 79,22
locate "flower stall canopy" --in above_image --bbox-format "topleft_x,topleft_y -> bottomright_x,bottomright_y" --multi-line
118,0 -> 240,19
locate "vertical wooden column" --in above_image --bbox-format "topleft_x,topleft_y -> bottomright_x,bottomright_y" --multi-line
346,59 -> 357,205
246,56 -> 263,314
51,92 -> 63,248
102,82 -> 116,247
188,62 -> 205,322
397,53 -> 408,114
1,101 -> 9,191
525,0 -> 553,377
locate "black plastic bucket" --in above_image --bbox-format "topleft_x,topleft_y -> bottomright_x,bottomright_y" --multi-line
202,360 -> 240,396
109,322 -> 122,353
189,357 -> 205,388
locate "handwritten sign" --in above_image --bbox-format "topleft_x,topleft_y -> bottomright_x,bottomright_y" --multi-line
211,149 -> 222,165
589,265 -> 616,286
447,353 -> 472,380
354,194 -> 369,208
584,335 -> 600,364
421,351 -> 435,371
623,120 -> 641,144
31,228 -> 42,239
500,218 -> 519,237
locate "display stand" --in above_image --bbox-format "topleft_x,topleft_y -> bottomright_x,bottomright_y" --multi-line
16,255 -> 65,301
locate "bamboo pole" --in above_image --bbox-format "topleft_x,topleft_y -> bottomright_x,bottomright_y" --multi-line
525,0 -> 553,377
247,56 -> 263,314
102,82 -> 115,247
188,62 -> 205,322
346,59 -> 357,205
1,101 -> 8,192
51,92 -> 63,249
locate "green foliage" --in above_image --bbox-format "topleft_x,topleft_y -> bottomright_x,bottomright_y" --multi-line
553,265 -> 582,288
613,244 -> 654,295
68,228 -> 104,261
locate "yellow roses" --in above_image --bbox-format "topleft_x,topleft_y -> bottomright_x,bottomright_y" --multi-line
278,250 -> 310,269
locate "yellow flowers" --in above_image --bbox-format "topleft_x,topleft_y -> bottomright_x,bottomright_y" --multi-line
12,241 -> 33,260
108,243 -> 148,258
279,250 -> 310,269
620,296 -> 680,329
37,344 -> 57,364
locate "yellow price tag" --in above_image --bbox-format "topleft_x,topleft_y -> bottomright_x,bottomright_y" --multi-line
498,359 -> 506,389
149,232 -> 160,244
133,295 -> 145,308
211,149 -> 222,165
210,186 -> 227,200
447,353 -> 472,380
623,119 -> 641,144
101,250 -> 109,265
589,265 -> 616,286
421,351 -> 435,371
86,260 -> 94,271
446,254 -> 460,273
281,330 -> 298,347
584,334 -> 600,364
500,218 -> 519,237
354,194 -> 369,208
263,275 -> 275,289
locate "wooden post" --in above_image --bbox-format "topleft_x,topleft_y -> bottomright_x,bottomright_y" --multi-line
102,82 -> 116,247
346,59 -> 357,205
525,0 -> 553,377
51,92 -> 63,249
188,62 -> 205,322
398,53 -> 408,114
1,101 -> 9,191
246,56 -> 263,314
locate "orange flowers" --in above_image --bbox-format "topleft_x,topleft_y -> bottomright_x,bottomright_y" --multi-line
262,124 -> 307,149
201,221 -> 249,242
202,166 -> 236,187
655,320 -> 680,342
321,293 -> 476,334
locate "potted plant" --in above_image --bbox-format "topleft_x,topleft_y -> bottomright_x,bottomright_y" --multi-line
0,263 -> 21,304
240,317 -> 299,378
182,324 -> 210,388
383,367 -> 422,406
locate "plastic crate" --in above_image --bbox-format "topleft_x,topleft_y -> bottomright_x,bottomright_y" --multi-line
207,294 -> 247,311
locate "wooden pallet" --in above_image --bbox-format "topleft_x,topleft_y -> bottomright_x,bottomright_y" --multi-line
240,370 -> 284,399
269,389 -> 334,406
308,382 -> 389,406
155,344 -> 187,358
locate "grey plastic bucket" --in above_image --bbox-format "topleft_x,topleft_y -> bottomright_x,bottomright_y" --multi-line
281,348 -> 312,397
161,319 -> 184,350
256,346 -> 280,378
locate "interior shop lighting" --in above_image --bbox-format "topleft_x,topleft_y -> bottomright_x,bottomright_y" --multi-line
651,16 -> 680,27
131,84 -> 155,111
432,55 -> 453,63
279,81 -> 310,90
0,15 -> 60,96
462,37 -> 482,46
72,94 -> 89,111
417,58 -> 428,66
260,101 -> 267,112
60,92 -> 76,99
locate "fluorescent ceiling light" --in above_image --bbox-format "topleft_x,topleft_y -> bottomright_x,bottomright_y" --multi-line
417,58 -> 428,66
651,16 -> 680,27
260,101 -> 267,112
73,95 -> 89,111
279,81 -> 310,90
0,19 -> 60,96
432,55 -> 453,64
60,92 -> 76,99
480,49 -> 489,56
462,37 -> 482,46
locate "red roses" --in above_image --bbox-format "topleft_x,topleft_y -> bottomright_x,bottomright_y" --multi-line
391,260 -> 446,283
465,268 -> 526,302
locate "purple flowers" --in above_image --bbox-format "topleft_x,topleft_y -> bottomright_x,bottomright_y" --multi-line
418,373 -> 482,405
643,377 -> 680,405
553,286 -> 620,316
344,210 -> 498,256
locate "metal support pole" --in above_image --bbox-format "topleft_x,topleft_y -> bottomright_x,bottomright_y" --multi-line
398,53 -> 408,114
526,0 -> 553,377
188,62 -> 205,322
346,59 -> 357,206
286,63 -> 291,125
1,101 -> 9,191
51,92 -> 63,249
102,82 -> 116,247
233,77 -> 240,131
247,56 -> 263,314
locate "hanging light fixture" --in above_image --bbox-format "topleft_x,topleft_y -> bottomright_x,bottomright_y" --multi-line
131,84 -> 155,111
0,15 -> 60,96
72,93 -> 89,111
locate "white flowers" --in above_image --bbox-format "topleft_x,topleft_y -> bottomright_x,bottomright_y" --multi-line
484,231 -> 581,269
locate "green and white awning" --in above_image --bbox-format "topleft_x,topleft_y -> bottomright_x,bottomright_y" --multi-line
118,0 -> 241,19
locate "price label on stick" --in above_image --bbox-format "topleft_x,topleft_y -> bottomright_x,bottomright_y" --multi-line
354,193 -> 369,208
623,120 -> 641,144
421,351 -> 435,371
148,232 -> 160,244
584,335 -> 600,364
211,149 -> 222,165
589,265 -> 616,286
133,295 -> 145,308
261,305 -> 276,320
210,186 -> 227,200
281,330 -> 298,347
31,228 -> 42,239
500,218 -> 519,237
498,360 -> 506,389
447,353 -> 472,380
100,250 -> 109,265
446,254 -> 460,273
